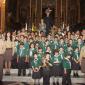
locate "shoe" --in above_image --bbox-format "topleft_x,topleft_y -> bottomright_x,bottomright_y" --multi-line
56,82 -> 59,85
73,73 -> 76,77
23,73 -> 26,76
5,72 -> 10,76
76,73 -> 79,77
53,82 -> 56,85
0,81 -> 3,85
28,73 -> 31,76
18,74 -> 21,76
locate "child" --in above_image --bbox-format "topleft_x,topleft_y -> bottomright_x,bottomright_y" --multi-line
72,47 -> 80,77
62,55 -> 72,85
42,52 -> 52,85
31,52 -> 41,85
51,50 -> 62,85
17,42 -> 27,76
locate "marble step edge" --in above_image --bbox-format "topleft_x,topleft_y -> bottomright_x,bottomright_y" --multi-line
2,76 -> 85,84
3,69 -> 85,76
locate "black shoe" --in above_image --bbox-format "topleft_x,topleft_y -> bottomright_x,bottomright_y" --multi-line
56,82 -> 59,85
0,81 -> 3,85
18,74 -> 21,76
5,72 -> 10,76
76,73 -> 79,77
23,73 -> 26,76
28,73 -> 31,76
73,73 -> 76,77
53,82 -> 56,85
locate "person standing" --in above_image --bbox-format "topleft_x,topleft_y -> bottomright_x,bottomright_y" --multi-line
62,55 -> 72,85
31,52 -> 41,85
17,42 -> 27,76
79,29 -> 85,73
4,32 -> 13,75
44,7 -> 53,36
0,34 -> 5,81
42,52 -> 52,85
79,40 -> 85,73
39,19 -> 46,35
51,50 -> 63,85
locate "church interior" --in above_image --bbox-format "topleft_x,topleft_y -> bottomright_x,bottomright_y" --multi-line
0,0 -> 85,85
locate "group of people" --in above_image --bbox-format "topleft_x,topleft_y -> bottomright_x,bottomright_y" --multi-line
0,25 -> 85,85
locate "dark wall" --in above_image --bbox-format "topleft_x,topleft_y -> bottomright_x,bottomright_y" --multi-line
80,0 -> 85,21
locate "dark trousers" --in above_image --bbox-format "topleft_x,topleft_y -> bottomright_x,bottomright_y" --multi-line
43,76 -> 50,85
0,54 -> 3,81
18,57 -> 26,76
62,69 -> 72,85
43,67 -> 50,85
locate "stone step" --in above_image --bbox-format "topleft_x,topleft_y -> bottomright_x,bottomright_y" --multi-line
2,69 -> 85,84
3,69 -> 85,76
2,76 -> 85,84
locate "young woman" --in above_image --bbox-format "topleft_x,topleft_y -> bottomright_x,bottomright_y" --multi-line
4,32 -> 13,75
0,34 -> 5,81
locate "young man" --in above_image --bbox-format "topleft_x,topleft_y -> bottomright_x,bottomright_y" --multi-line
62,55 -> 72,85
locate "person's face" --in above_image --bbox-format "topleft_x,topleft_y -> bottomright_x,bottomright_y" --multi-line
20,36 -> 24,40
82,30 -> 85,36
46,54 -> 50,60
78,39 -> 82,43
38,48 -> 42,52
20,45 -> 23,48
31,44 -> 34,48
55,52 -> 59,56
7,32 -> 10,37
67,55 -> 71,59
35,43 -> 39,48
60,39 -> 64,44
69,40 -> 72,44
54,37 -> 58,41
24,38 -> 27,42
34,54 -> 38,59
47,47 -> 50,51
75,48 -> 78,52
60,48 -> 63,52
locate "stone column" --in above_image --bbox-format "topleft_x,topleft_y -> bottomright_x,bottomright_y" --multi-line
1,1 -> 5,32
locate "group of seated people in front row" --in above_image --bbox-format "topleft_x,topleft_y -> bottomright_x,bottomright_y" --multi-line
0,27 -> 85,85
